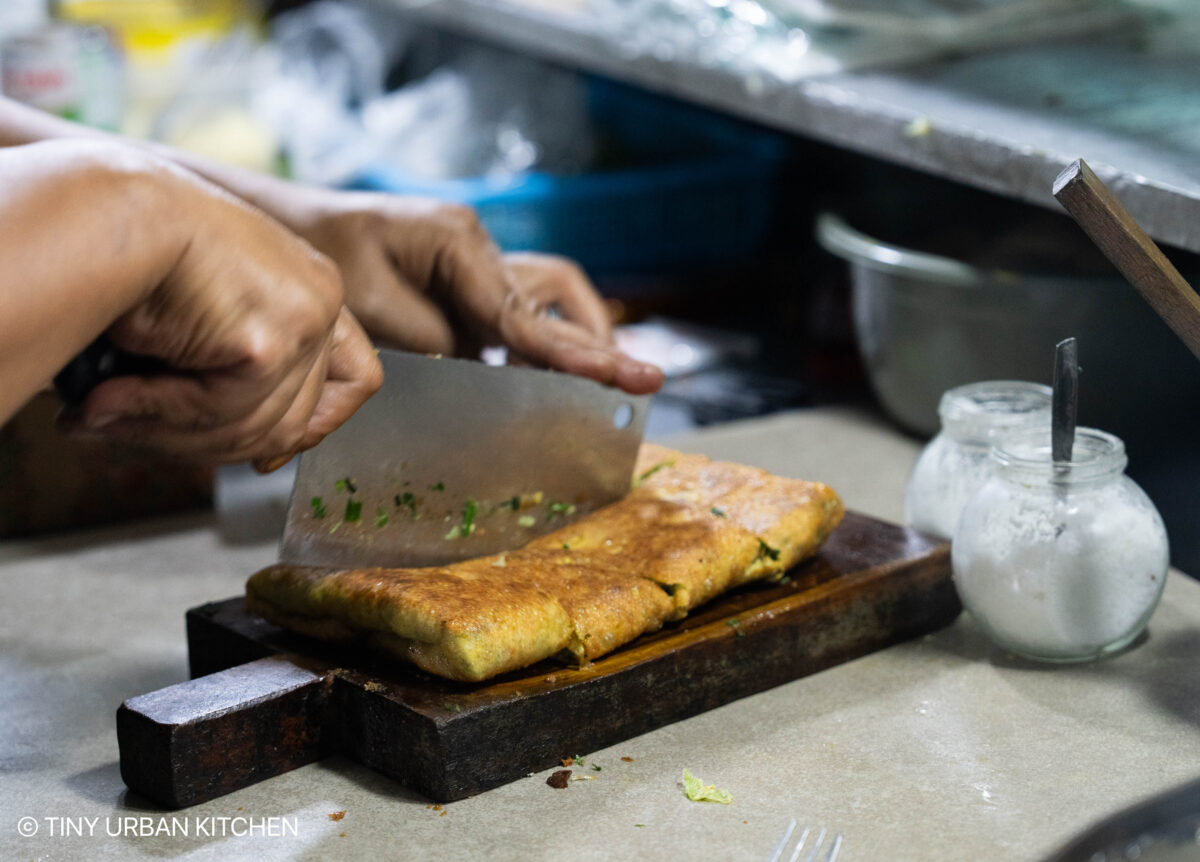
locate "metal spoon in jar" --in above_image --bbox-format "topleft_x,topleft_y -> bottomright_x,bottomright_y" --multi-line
1052,337 -> 1079,466
1051,337 -> 1079,523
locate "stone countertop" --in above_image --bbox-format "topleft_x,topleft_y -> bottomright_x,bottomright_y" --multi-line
3,406 -> 1199,861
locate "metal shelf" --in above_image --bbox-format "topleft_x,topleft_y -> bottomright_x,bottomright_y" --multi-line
386,0 -> 1200,254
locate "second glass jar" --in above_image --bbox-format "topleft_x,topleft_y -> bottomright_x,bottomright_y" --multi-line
905,380 -> 1053,539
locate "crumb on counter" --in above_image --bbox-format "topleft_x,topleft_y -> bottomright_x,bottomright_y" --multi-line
329,811 -> 346,821
547,770 -> 572,789
621,756 -> 634,762
905,116 -> 933,137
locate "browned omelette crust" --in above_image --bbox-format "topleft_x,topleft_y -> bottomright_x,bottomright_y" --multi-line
246,444 -> 843,682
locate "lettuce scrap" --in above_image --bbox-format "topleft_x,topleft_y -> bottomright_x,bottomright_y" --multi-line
682,769 -> 732,804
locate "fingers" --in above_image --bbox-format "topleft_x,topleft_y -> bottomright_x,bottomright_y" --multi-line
294,306 -> 384,446
421,204 -> 515,328
499,300 -> 664,395
63,307 -> 383,465
253,309 -> 382,472
330,241 -> 457,355
502,252 -> 613,341
283,192 -> 662,393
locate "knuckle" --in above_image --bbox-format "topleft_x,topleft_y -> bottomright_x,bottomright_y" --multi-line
222,419 -> 272,457
242,422 -> 304,463
362,356 -> 385,397
353,207 -> 389,240
545,256 -> 587,288
306,250 -> 345,311
233,322 -> 280,374
436,202 -> 483,235
276,425 -> 310,458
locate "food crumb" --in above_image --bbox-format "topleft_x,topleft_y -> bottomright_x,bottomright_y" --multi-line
363,681 -> 385,692
621,756 -> 634,763
682,769 -> 732,804
237,807 -> 242,812
329,811 -> 346,821
547,769 -> 572,789
431,804 -> 442,811
905,116 -> 932,137
440,811 -> 447,817
561,757 -> 574,767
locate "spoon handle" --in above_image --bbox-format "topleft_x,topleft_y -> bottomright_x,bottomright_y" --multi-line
1052,337 -> 1079,464
1054,159 -> 1200,363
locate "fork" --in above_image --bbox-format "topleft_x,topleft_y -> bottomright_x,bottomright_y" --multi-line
765,818 -> 843,862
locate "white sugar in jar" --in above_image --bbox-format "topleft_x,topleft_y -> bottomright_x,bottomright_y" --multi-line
952,427 -> 1169,663
906,381 -> 1053,539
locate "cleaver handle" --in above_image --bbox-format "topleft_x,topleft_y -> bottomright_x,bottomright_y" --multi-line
54,335 -> 168,408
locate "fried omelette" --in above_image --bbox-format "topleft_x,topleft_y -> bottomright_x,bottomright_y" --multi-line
246,444 -> 844,682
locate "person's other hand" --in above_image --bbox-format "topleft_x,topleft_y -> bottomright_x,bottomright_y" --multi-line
262,188 -> 664,395
61,159 -> 383,467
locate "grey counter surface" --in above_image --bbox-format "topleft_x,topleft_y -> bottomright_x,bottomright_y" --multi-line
4,407 -> 1200,861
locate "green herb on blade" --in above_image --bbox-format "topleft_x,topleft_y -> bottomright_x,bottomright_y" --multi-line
445,498 -> 479,539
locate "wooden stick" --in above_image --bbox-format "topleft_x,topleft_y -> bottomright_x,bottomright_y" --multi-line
1053,159 -> 1200,363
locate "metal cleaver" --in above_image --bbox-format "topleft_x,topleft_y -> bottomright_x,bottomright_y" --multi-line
279,349 -> 650,568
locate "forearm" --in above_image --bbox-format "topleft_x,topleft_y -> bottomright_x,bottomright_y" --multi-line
0,139 -> 187,423
0,96 -> 309,228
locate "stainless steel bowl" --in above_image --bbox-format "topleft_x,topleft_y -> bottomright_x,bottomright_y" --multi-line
815,210 -> 1200,439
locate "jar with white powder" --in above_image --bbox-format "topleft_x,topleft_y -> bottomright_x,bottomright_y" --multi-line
952,427 -> 1169,662
905,381 -> 1053,539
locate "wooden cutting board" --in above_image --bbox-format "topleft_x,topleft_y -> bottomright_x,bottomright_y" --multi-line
117,511 -> 957,809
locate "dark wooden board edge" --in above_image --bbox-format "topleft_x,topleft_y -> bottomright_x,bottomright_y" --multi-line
158,512 -> 958,804
118,656 -> 332,808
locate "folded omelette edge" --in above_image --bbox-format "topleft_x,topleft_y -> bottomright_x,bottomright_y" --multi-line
245,443 -> 844,682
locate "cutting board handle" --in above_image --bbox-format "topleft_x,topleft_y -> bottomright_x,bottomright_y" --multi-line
117,655 -> 333,808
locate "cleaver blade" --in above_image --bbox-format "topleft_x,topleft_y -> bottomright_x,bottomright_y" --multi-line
279,349 -> 649,568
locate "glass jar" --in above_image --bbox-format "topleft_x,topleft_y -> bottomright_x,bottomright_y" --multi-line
952,428 -> 1169,663
905,380 -> 1053,539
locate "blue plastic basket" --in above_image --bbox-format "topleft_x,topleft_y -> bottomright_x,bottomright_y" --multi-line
344,78 -> 788,276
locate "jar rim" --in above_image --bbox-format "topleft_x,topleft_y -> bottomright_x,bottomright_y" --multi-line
990,426 -> 1127,482
938,380 -> 1053,443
